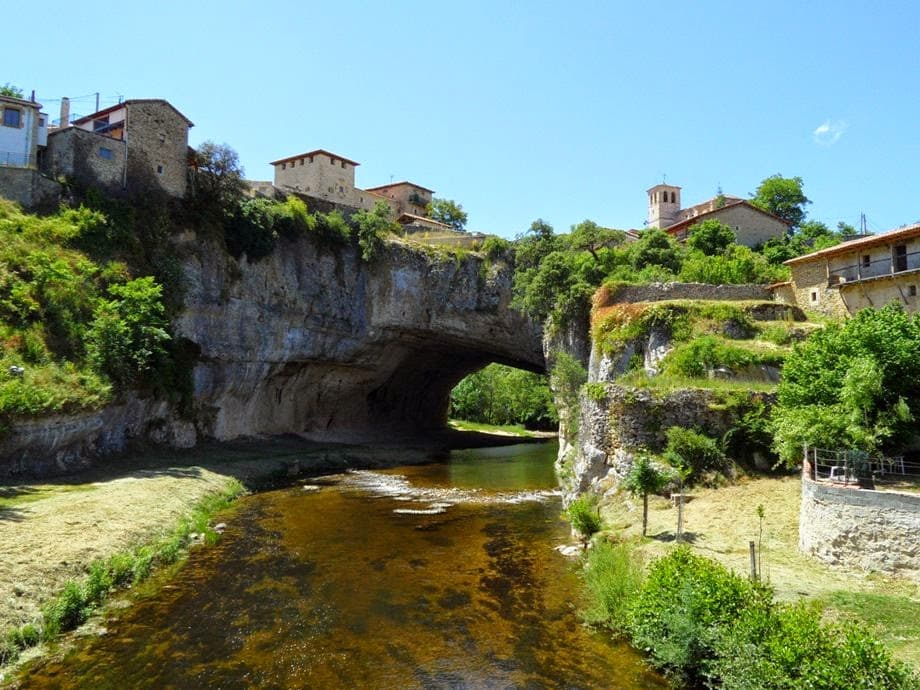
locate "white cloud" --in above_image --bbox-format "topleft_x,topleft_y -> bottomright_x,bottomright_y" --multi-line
813,119 -> 848,145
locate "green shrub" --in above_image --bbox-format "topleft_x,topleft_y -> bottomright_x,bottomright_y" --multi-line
565,494 -> 602,543
711,600 -> 918,689
550,351 -> 587,439
628,546 -> 770,684
662,335 -> 753,377
224,197 -> 278,259
480,236 -> 513,262
664,426 -> 726,479
314,210 -> 352,244
581,541 -> 645,632
42,580 -> 89,636
86,277 -> 170,391
84,560 -> 113,606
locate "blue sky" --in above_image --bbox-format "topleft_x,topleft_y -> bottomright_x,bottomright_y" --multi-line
10,1 -> 920,238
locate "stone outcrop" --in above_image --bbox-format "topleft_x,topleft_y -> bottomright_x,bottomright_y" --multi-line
176,235 -> 543,441
0,233 -> 543,476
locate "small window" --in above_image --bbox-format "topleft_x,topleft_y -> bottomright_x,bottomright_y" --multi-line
3,108 -> 21,128
98,147 -> 114,160
670,191 -> 676,203
281,163 -> 286,170
299,159 -> 304,166
156,165 -> 164,174
810,290 -> 818,303
861,255 -> 871,268
910,285 -> 917,297
329,157 -> 334,165
38,116 -> 45,127
341,161 -> 345,169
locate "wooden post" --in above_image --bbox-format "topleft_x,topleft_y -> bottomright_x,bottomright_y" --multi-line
749,541 -> 758,581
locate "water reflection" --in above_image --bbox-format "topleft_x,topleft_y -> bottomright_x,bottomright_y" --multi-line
18,442 -> 664,689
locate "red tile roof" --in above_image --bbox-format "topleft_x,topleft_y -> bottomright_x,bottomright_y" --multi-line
72,99 -> 194,126
365,181 -> 435,194
270,149 -> 360,167
784,222 -> 920,265
664,198 -> 790,235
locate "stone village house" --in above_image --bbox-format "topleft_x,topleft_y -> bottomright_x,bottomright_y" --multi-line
645,183 -> 790,248
266,149 -> 452,232
773,222 -> 920,318
46,99 -> 194,198
0,93 -> 58,207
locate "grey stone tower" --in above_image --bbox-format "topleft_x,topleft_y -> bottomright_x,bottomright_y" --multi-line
646,183 -> 681,228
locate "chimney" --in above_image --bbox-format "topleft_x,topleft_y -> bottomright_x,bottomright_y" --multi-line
30,90 -> 35,103
59,97 -> 70,127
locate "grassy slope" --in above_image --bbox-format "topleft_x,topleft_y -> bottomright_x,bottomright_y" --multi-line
599,475 -> 920,667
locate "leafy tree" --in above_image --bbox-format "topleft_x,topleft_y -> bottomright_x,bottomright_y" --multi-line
773,304 -> 920,464
513,219 -> 561,270
679,244 -> 788,284
353,200 -> 399,261
568,220 -> 624,261
622,455 -> 669,536
426,198 -> 468,231
629,228 -> 683,274
750,174 -> 810,228
686,219 -> 735,256
0,83 -> 23,99
449,363 -> 556,429
192,141 -> 246,212
87,277 -> 170,390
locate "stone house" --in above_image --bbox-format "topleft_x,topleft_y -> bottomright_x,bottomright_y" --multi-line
364,181 -> 433,217
45,99 -> 193,197
646,183 -> 790,248
774,222 -> 920,318
270,149 -> 442,226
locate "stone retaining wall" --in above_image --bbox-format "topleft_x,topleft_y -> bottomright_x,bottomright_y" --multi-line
600,282 -> 771,306
800,477 -> 920,579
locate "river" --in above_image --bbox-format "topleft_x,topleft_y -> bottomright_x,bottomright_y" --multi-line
18,441 -> 663,689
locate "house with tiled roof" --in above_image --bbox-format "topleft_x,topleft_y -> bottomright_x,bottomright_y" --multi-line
773,222 -> 920,318
646,183 -> 790,248
46,99 -> 193,197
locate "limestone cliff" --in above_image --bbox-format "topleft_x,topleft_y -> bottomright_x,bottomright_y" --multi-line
0,233 -> 543,476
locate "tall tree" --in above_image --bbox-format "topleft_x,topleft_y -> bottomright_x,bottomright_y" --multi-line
623,455 -> 669,536
750,174 -> 811,228
686,219 -> 735,256
426,198 -> 467,231
0,83 -> 23,98
568,219 -> 624,260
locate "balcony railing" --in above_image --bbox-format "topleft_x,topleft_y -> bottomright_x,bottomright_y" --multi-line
0,151 -> 30,167
828,249 -> 920,286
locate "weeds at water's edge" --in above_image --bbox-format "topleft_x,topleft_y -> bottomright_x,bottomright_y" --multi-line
0,479 -> 246,668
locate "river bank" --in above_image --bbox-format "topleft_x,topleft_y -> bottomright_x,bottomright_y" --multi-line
0,431 -> 554,682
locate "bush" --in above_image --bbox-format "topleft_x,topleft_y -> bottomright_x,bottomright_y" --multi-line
86,277 -> 170,391
565,494 -> 602,543
224,197 -> 278,259
353,201 -> 399,261
314,210 -> 352,244
42,580 -> 89,637
664,426 -> 726,479
581,541 -> 645,632
480,236 -> 513,262
628,546 -> 770,684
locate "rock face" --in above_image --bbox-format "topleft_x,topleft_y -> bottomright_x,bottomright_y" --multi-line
176,235 -> 543,441
0,234 -> 543,476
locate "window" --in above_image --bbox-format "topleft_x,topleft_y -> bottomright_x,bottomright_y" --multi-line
281,163 -> 286,170
156,165 -> 164,174
861,255 -> 871,268
670,192 -> 676,203
3,108 -> 21,128
810,291 -> 818,303
894,244 -> 908,272
910,285 -> 917,297
299,159 -> 304,166
341,161 -> 345,169
98,147 -> 114,160
38,116 -> 45,127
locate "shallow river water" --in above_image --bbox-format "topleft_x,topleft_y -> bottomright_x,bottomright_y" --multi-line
20,442 -> 664,689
